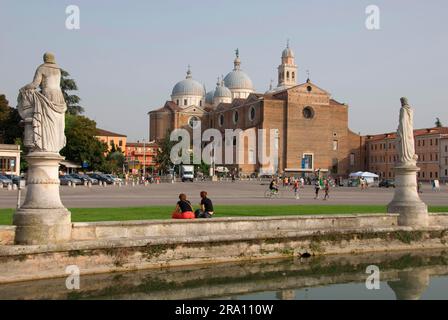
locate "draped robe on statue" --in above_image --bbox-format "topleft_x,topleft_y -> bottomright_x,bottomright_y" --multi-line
397,99 -> 416,165
17,63 -> 67,153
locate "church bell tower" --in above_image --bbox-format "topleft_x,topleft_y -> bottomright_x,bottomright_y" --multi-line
277,40 -> 298,89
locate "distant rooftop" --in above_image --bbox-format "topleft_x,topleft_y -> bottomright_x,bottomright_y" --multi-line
95,128 -> 127,138
365,127 -> 448,141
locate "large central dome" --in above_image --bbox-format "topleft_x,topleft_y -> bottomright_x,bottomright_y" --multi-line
224,70 -> 253,90
224,49 -> 254,91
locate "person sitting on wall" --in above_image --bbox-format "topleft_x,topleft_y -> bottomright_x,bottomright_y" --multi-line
172,193 -> 195,219
195,191 -> 214,218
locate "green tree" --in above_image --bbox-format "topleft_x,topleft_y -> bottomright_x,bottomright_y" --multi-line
0,94 -> 23,144
435,117 -> 443,127
106,150 -> 125,174
61,114 -> 107,171
60,69 -> 84,115
154,134 -> 176,174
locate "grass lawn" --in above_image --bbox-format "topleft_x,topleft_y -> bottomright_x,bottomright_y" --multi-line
0,205 -> 447,226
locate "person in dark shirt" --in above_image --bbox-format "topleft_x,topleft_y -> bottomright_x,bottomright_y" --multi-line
172,193 -> 195,219
269,179 -> 278,193
195,191 -> 214,218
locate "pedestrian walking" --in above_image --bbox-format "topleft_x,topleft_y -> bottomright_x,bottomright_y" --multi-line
314,179 -> 321,199
323,179 -> 330,200
292,179 -> 300,199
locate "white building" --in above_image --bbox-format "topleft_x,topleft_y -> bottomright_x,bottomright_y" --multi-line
0,144 -> 20,176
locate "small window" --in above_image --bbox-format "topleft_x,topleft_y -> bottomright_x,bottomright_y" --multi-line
176,99 -> 179,105
249,106 -> 256,121
199,100 -> 202,107
233,111 -> 239,124
332,140 -> 338,151
286,71 -> 290,79
292,72 -> 295,79
219,114 -> 224,127
119,140 -> 123,147
349,153 -> 355,166
188,116 -> 200,129
306,86 -> 312,92
303,106 -> 314,119
184,99 -> 187,106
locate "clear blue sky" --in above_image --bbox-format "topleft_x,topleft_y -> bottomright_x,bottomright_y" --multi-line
1,0 -> 447,141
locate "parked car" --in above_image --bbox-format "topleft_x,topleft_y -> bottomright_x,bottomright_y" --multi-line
104,174 -> 123,184
69,173 -> 98,185
59,175 -> 82,186
4,174 -> 24,186
88,173 -> 114,184
0,174 -> 13,187
379,179 -> 395,188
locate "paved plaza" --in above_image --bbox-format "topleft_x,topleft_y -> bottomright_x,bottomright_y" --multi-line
1,181 -> 447,208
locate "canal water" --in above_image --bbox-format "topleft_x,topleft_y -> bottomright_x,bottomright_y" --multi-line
1,249 -> 447,300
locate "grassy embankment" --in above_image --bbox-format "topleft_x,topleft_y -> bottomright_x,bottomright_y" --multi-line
0,205 -> 447,225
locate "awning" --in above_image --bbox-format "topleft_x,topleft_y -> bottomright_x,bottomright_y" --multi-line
60,160 -> 81,168
349,171 -> 379,178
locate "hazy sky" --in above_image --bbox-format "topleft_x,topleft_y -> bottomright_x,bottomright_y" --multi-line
1,0 -> 447,141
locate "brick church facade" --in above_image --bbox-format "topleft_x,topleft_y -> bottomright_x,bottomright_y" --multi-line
148,44 -> 365,177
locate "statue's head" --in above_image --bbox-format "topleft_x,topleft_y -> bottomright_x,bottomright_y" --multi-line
43,52 -> 56,64
400,97 -> 409,107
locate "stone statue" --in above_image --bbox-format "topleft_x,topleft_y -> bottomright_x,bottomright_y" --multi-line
397,97 -> 418,166
13,52 -> 71,245
17,52 -> 67,153
388,97 -> 428,227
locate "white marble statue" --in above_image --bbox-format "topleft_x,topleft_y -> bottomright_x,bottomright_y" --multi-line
17,52 -> 67,153
397,97 -> 418,166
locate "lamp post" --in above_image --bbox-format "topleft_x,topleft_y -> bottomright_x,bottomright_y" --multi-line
143,139 -> 146,178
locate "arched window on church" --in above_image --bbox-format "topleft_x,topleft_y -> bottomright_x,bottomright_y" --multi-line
176,99 -> 179,105
286,71 -> 289,79
292,72 -> 295,79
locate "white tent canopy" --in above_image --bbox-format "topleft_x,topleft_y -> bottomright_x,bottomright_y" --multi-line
349,171 -> 379,178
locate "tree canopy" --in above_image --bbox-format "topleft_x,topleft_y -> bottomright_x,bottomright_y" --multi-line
0,94 -> 23,145
60,69 -> 84,115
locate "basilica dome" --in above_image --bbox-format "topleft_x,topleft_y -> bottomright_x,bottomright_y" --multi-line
171,68 -> 205,97
214,83 -> 232,98
223,49 -> 254,92
224,70 -> 253,90
205,90 -> 215,104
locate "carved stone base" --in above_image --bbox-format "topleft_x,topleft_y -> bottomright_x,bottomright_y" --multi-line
387,164 -> 428,227
13,151 -> 72,244
13,208 -> 71,245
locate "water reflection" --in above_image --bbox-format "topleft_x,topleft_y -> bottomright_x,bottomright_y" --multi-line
1,249 -> 447,300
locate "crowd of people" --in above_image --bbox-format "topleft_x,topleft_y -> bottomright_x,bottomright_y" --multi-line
268,175 -> 334,200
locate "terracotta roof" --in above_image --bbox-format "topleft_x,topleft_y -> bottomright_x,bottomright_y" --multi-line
365,127 -> 448,141
149,101 -> 182,113
126,141 -> 158,148
96,128 -> 127,137
330,99 -> 345,106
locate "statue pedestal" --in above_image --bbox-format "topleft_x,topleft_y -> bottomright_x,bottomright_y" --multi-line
387,164 -> 428,227
13,152 -> 71,245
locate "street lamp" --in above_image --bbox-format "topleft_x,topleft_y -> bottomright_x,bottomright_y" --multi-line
143,139 -> 146,178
